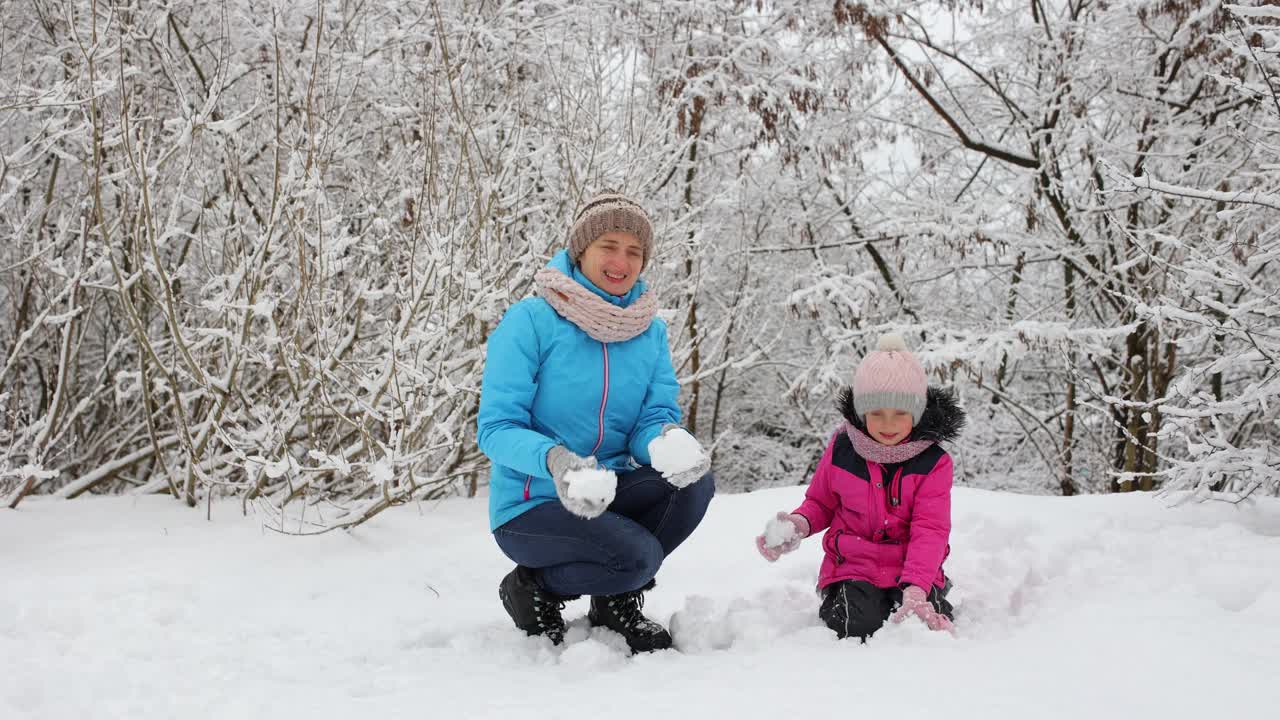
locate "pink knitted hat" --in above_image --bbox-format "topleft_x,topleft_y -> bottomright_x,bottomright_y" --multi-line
567,190 -> 654,270
852,333 -> 928,424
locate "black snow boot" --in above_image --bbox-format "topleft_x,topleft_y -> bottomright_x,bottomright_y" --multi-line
588,582 -> 673,654
499,566 -> 571,645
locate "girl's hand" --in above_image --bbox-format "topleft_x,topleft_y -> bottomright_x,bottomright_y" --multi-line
755,512 -> 809,562
891,585 -> 955,633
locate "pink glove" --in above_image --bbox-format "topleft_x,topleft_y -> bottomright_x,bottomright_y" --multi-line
891,585 -> 955,632
755,512 -> 810,562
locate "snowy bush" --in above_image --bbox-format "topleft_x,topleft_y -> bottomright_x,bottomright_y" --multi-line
0,0 -> 1275,526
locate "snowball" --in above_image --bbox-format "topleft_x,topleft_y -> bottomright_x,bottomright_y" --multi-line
649,428 -> 707,476
763,515 -> 800,548
565,466 -> 615,504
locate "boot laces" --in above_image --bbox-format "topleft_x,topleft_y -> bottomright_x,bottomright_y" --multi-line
610,592 -> 659,632
532,592 -> 567,632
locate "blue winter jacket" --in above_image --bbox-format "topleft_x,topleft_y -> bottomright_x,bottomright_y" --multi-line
477,250 -> 682,530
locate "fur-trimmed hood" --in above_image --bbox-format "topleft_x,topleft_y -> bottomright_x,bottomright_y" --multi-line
837,386 -> 966,443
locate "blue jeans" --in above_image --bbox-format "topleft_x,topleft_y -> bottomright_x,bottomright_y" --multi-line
492,466 -> 715,597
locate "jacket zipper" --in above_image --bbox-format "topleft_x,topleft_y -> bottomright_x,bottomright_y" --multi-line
529,344 -> 607,504
873,464 -> 905,542
589,342 -> 610,457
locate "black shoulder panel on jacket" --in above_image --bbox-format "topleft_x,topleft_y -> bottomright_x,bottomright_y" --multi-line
830,431 -> 870,481
901,444 -> 947,476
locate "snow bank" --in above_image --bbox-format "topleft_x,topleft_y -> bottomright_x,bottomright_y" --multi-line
2,487 -> 1277,720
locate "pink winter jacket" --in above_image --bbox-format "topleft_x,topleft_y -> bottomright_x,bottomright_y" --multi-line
792,430 -> 953,591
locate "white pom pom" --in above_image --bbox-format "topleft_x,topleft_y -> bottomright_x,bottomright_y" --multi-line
877,333 -> 908,352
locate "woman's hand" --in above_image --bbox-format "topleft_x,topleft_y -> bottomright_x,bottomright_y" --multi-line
755,512 -> 809,562
547,446 -> 616,519
648,425 -> 710,488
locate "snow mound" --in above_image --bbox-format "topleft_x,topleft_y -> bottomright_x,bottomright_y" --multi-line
3,486 -> 1279,719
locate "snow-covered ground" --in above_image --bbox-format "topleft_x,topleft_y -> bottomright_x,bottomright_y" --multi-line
3,487 -> 1277,720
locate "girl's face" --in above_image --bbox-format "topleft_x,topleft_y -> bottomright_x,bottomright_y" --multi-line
865,408 -> 913,446
579,231 -> 645,296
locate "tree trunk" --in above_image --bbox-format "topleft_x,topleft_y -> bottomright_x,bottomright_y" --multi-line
1060,260 -> 1078,495
680,95 -> 705,434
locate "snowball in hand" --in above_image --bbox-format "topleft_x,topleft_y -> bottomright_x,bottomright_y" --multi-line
564,466 -> 615,505
649,428 -> 707,477
763,514 -> 800,548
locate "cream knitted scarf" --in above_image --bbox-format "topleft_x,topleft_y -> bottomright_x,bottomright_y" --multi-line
535,267 -> 658,343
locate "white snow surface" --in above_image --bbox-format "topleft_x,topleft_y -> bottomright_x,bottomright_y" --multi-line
648,427 -> 707,476
563,465 -> 616,504
3,488 -> 1278,720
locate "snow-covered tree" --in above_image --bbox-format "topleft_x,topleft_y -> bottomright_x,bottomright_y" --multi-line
2,0 -> 1275,526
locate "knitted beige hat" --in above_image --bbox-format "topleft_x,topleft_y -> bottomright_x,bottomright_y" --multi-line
567,190 -> 654,270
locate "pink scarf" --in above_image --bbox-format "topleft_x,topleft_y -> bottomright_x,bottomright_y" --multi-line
535,266 -> 658,343
844,422 -> 934,464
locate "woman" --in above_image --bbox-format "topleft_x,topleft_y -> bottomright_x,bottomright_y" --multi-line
477,190 -> 715,653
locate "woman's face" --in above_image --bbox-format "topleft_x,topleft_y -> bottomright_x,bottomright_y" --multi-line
865,408 -> 913,446
579,231 -> 645,296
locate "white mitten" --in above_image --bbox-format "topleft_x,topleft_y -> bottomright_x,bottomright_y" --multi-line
547,446 -> 616,518
648,425 -> 711,488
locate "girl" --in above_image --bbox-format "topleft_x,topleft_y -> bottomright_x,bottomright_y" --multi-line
756,334 -> 964,640
477,190 -> 715,653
